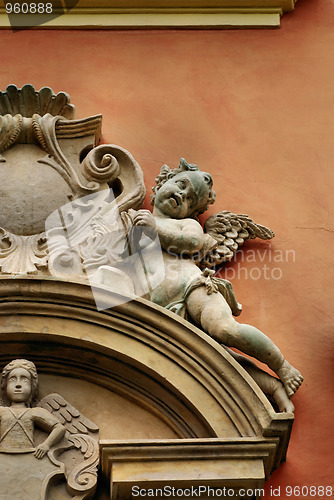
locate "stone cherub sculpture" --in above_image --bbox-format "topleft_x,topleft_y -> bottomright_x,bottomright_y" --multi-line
45,150 -> 302,413
128,159 -> 303,412
0,359 -> 99,500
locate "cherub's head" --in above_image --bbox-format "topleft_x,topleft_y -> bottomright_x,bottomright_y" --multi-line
1,359 -> 39,407
151,159 -> 216,219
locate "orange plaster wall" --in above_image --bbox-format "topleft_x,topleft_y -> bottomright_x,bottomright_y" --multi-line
1,0 -> 334,494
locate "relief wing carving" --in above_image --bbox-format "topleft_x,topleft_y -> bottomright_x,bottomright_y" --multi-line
38,393 -> 99,435
38,393 -> 99,500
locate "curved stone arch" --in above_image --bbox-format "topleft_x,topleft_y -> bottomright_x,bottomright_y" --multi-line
0,277 -> 292,446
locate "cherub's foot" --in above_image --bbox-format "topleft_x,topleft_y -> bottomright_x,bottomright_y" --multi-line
272,382 -> 295,413
277,360 -> 303,397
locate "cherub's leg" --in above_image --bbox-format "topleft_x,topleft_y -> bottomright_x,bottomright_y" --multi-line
186,287 -> 303,397
225,347 -> 295,412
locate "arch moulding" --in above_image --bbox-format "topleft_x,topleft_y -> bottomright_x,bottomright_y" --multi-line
0,277 -> 293,499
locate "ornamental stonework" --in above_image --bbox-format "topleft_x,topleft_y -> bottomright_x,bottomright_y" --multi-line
0,85 -> 302,499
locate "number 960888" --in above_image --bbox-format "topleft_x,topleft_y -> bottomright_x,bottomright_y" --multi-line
5,3 -> 53,14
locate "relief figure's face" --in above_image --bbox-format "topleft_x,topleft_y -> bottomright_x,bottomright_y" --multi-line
154,171 -> 211,219
6,367 -> 31,404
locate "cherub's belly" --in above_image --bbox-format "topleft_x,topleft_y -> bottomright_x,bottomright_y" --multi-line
146,252 -> 202,307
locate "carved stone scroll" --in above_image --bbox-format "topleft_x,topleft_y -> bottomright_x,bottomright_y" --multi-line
0,84 -> 145,275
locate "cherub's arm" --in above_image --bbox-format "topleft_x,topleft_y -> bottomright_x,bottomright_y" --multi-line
129,209 -> 216,256
156,217 -> 206,255
130,209 -> 206,254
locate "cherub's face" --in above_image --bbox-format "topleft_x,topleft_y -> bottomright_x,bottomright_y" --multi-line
154,171 -> 211,219
6,367 -> 31,404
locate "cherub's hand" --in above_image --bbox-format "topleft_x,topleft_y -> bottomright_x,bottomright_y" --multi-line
131,209 -> 156,228
130,209 -> 157,237
34,443 -> 50,459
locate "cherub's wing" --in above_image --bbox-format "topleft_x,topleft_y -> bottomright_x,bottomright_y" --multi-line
202,210 -> 275,268
37,393 -> 99,436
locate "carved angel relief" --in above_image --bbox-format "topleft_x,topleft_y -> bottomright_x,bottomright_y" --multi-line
0,359 -> 99,500
0,84 -> 145,275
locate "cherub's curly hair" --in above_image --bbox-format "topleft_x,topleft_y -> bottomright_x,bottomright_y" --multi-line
151,158 -> 216,219
1,359 -> 39,407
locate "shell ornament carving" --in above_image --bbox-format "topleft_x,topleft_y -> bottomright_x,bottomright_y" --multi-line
0,84 -> 75,119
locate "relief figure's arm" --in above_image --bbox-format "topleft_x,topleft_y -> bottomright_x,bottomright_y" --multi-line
33,409 -> 66,459
35,422 -> 65,459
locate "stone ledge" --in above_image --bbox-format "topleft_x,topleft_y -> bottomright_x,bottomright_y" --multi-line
100,438 -> 279,499
0,0 -> 298,29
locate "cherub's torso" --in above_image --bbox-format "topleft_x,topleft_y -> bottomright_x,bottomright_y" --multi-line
145,216 -> 203,307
